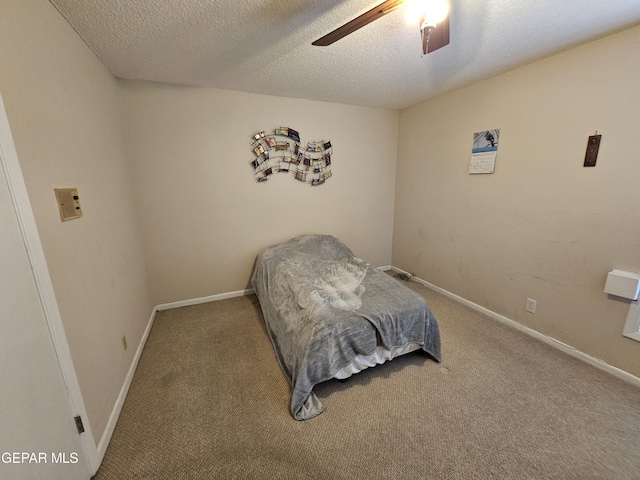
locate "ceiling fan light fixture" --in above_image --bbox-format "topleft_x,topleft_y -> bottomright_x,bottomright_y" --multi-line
406,0 -> 449,27
418,0 -> 450,54
312,0 -> 450,53
420,23 -> 434,54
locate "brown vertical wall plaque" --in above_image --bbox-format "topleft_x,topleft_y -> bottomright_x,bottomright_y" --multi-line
584,134 -> 601,167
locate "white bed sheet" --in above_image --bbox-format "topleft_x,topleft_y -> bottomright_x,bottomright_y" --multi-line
333,343 -> 422,379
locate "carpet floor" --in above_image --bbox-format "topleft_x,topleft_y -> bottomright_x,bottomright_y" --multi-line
94,277 -> 640,479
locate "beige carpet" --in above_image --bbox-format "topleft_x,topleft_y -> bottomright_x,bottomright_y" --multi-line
94,278 -> 640,479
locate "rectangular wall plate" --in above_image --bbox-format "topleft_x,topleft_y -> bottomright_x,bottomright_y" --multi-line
54,188 -> 82,221
525,298 -> 537,313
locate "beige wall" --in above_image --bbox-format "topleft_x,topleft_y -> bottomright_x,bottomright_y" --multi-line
119,81 -> 399,304
0,0 -> 154,444
394,26 -> 640,377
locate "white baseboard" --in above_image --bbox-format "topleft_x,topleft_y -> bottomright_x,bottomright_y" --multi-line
97,305 -> 158,462
389,266 -> 640,388
156,288 -> 254,311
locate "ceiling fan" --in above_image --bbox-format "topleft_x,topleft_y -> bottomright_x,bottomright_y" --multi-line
312,0 -> 450,54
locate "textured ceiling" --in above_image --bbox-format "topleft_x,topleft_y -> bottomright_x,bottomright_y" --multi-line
49,0 -> 640,110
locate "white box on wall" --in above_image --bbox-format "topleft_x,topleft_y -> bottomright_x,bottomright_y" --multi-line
604,270 -> 640,301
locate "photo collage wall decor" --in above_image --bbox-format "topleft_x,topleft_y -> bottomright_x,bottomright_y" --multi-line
250,127 -> 333,186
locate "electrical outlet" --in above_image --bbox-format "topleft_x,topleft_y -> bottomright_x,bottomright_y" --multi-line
525,298 -> 537,314
121,335 -> 128,351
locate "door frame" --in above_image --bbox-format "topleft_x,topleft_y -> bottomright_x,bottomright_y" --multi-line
0,91 -> 99,473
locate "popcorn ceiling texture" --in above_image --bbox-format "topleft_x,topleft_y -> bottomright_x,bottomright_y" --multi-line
49,0 -> 640,109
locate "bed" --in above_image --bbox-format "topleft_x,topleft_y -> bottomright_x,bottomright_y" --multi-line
251,234 -> 442,420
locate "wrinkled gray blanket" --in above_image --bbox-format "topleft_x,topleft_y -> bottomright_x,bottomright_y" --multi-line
251,234 -> 441,420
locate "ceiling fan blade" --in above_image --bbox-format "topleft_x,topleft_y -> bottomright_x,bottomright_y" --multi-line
425,14 -> 450,53
312,0 -> 405,47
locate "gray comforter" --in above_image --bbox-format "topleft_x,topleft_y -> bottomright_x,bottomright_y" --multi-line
251,234 -> 442,420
